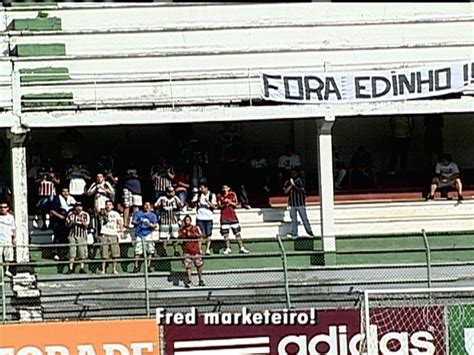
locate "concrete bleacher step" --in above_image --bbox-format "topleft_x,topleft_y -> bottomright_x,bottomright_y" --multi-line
29,200 -> 474,243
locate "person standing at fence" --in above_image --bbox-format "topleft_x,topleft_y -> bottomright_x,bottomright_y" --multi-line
49,187 -> 76,261
155,186 -> 183,257
179,215 -> 205,288
284,168 -> 314,238
131,202 -> 158,273
217,184 -> 249,255
99,200 -> 124,274
191,182 -> 217,255
65,202 -> 90,274
0,201 -> 15,278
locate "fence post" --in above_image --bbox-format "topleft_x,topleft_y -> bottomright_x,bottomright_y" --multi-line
142,238 -> 150,317
276,235 -> 292,310
1,262 -> 5,322
421,229 -> 432,288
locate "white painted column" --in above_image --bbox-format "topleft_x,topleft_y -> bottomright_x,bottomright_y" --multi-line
317,115 -> 336,262
8,128 -> 29,263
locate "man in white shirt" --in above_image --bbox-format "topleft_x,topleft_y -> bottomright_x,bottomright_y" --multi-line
191,183 -> 217,255
99,200 -> 124,274
426,154 -> 463,202
0,201 -> 16,277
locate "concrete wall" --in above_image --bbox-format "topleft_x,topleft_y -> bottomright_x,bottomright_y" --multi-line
3,3 -> 472,107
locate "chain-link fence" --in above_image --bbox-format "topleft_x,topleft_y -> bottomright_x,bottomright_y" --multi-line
1,231 -> 474,323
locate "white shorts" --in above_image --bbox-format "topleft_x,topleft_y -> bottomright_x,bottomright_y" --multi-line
0,240 -> 13,262
95,195 -> 109,210
134,234 -> 155,255
123,189 -> 143,208
159,224 -> 179,240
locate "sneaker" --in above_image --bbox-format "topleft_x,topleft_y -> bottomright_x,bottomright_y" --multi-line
185,280 -> 192,288
112,270 -> 119,275
458,194 -> 464,202
204,249 -> 211,255
223,248 -> 232,255
4,270 -> 13,278
287,234 -> 298,239
425,194 -> 434,201
198,280 -> 205,287
239,247 -> 249,254
307,231 -> 315,237
79,269 -> 86,274
132,267 -> 140,273
243,204 -> 252,210
32,219 -> 39,229
66,268 -> 74,274
53,254 -> 60,261
174,251 -> 180,257
264,186 -> 271,193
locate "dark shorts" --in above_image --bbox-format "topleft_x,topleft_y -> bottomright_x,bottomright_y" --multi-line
197,219 -> 213,237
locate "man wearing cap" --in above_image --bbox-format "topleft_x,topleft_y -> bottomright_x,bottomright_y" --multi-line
155,186 -> 183,256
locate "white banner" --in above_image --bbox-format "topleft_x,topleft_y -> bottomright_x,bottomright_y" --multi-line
260,61 -> 474,104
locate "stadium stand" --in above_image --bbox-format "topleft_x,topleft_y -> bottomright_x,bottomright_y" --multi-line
0,2 -> 473,327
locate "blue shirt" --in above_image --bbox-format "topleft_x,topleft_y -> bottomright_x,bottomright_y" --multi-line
132,210 -> 157,238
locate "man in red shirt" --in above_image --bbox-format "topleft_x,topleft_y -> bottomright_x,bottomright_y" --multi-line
217,184 -> 249,255
179,215 -> 205,288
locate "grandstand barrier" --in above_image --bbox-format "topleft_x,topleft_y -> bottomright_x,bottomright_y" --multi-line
1,231 -> 474,323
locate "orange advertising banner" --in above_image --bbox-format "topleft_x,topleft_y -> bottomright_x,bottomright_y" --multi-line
0,319 -> 160,355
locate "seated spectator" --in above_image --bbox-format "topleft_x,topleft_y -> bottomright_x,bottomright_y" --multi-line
348,146 -> 377,189
179,215 -> 205,288
65,202 -> 90,274
426,153 -> 463,201
278,145 -> 301,187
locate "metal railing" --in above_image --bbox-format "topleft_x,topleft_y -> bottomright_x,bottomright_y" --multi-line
1,229 -> 474,323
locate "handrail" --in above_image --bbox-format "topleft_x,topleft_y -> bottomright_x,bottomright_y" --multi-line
421,228 -> 432,288
276,234 -> 292,310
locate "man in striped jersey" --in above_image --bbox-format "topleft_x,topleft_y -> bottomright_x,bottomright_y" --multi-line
65,202 -> 90,274
34,167 -> 60,230
151,157 -> 175,200
155,186 -> 183,257
284,169 -> 314,238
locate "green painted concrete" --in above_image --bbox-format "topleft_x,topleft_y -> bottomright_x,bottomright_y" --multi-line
8,17 -> 61,31
11,43 -> 66,57
21,92 -> 73,108
20,67 -> 70,83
